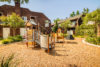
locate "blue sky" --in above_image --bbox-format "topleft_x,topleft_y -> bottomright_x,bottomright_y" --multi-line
0,0 -> 100,22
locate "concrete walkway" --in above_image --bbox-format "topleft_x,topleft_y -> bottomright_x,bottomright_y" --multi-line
0,38 -> 100,67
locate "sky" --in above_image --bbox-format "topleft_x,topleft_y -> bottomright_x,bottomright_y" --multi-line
0,0 -> 100,22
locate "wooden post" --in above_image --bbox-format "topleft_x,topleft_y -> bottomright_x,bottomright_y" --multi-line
34,29 -> 35,47
38,23 -> 40,41
31,25 -> 34,46
25,22 -> 28,47
63,30 -> 64,43
51,32 -> 52,48
48,35 -> 50,53
54,33 -> 55,47
57,30 -> 58,42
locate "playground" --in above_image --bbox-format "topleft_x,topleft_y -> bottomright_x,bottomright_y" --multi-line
0,38 -> 100,67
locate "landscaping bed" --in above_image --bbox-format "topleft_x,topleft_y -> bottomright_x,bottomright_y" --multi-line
85,37 -> 100,45
0,35 -> 23,45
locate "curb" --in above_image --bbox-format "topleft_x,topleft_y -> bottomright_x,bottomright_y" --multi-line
82,39 -> 100,48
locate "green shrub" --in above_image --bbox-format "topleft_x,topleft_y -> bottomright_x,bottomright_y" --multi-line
15,35 -> 23,39
97,37 -> 100,45
2,39 -> 13,44
86,37 -> 100,45
8,36 -> 15,41
75,24 -> 96,37
0,37 -> 3,40
60,33 -> 68,37
86,37 -> 97,44
2,35 -> 23,44
74,35 -> 84,38
13,37 -> 22,42
8,35 -> 23,42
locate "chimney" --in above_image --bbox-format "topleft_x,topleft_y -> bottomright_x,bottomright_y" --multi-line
15,1 -> 21,16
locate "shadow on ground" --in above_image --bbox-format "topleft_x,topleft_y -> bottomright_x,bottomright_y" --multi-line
67,41 -> 78,44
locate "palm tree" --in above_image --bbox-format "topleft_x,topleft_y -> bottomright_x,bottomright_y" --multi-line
0,0 -> 29,4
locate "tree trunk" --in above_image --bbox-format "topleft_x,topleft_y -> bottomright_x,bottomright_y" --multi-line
13,28 -> 16,36
97,24 -> 100,37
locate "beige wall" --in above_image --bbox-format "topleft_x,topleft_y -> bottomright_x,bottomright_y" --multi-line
3,28 -> 10,38
20,28 -> 26,37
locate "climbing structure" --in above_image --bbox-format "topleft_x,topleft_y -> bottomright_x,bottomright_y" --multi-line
25,21 -> 55,53
57,28 -> 65,43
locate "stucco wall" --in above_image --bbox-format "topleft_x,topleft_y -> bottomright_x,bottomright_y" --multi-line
3,28 -> 10,38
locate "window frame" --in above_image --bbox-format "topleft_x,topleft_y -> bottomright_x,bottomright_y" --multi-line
22,16 -> 27,21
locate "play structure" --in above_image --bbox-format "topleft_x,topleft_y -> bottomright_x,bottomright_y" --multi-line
25,21 -> 55,53
56,28 -> 65,42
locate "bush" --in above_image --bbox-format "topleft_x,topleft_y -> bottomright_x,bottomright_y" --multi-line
59,33 -> 68,37
16,35 -> 23,39
86,37 -> 100,45
8,36 -> 15,41
13,36 -> 22,42
86,37 -> 97,44
0,37 -> 3,40
2,35 -> 23,44
2,39 -> 13,44
97,37 -> 100,45
75,24 -> 96,37
8,35 -> 23,42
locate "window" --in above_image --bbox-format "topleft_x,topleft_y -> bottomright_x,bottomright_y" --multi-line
45,20 -> 50,27
30,16 -> 36,21
31,16 -> 35,20
22,16 -> 27,21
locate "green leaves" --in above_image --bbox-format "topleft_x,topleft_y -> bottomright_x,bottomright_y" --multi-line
82,8 -> 89,15
0,54 -> 14,67
70,11 -> 75,17
70,8 -> 89,17
52,21 -> 58,33
83,8 -> 100,24
60,20 -> 71,33
75,24 -> 96,37
0,13 -> 25,28
54,18 -> 60,23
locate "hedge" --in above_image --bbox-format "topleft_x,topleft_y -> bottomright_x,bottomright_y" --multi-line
2,35 -> 23,44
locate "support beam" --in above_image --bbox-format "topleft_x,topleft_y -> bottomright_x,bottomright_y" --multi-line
48,35 -> 50,53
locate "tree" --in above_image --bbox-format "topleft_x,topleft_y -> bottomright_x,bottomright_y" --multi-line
0,13 -> 25,36
76,10 -> 80,15
0,0 -> 29,4
60,20 -> 71,33
54,18 -> 61,23
52,21 -> 59,33
70,11 -> 75,17
83,8 -> 100,36
82,8 -> 89,15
